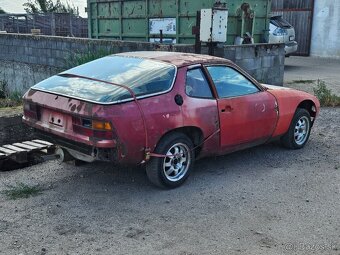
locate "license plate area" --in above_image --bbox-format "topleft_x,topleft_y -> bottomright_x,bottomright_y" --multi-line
289,35 -> 294,41
49,113 -> 64,127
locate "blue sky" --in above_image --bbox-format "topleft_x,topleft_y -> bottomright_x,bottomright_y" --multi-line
0,0 -> 87,17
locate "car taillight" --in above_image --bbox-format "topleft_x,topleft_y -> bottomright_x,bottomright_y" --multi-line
24,102 -> 39,120
72,116 -> 114,139
92,120 -> 112,131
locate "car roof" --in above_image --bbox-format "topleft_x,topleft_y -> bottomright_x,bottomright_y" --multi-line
270,14 -> 282,19
115,51 -> 232,67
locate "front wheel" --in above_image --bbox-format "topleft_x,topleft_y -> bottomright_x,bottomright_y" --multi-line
146,132 -> 194,189
281,108 -> 312,149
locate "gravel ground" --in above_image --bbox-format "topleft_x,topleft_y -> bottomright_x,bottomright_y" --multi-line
0,107 -> 339,255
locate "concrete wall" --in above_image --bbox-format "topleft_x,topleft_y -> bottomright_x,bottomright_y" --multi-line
310,0 -> 340,58
0,61 -> 60,93
0,33 -> 285,95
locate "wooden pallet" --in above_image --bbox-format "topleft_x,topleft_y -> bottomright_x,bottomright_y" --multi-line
0,140 -> 54,164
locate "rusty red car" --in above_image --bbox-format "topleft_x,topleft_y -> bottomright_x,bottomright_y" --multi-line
23,52 -> 320,188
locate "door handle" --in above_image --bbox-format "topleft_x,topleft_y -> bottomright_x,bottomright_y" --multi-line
221,105 -> 233,113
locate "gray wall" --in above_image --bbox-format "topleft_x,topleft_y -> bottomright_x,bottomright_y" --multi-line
0,33 -> 285,95
311,0 -> 340,59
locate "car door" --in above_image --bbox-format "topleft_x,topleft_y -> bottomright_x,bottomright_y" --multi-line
181,66 -> 220,157
205,65 -> 278,151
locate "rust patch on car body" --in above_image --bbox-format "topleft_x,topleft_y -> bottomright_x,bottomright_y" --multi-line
116,51 -> 230,67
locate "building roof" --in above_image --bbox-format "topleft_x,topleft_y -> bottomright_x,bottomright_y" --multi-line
116,51 -> 231,67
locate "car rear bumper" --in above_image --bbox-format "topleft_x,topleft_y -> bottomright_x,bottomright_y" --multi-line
285,41 -> 298,55
35,129 -> 118,162
22,116 -> 117,148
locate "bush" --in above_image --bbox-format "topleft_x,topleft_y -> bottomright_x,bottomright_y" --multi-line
313,80 -> 340,107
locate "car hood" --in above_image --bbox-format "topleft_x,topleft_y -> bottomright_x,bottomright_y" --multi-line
261,83 -> 315,98
261,84 -> 292,90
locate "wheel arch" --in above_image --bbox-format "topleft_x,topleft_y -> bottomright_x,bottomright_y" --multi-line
279,99 -> 316,137
156,126 -> 204,157
297,99 -> 317,118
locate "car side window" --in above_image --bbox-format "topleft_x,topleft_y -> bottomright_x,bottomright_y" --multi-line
206,66 -> 260,98
185,68 -> 213,99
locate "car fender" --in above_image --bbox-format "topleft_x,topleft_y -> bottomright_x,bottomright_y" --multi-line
263,85 -> 320,138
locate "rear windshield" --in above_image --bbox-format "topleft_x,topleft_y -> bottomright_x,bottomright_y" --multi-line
32,56 -> 176,104
270,16 -> 292,28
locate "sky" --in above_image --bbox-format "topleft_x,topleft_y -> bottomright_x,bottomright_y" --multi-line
0,0 -> 87,17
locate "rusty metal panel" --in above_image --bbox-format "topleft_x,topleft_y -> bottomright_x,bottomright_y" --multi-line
272,0 -> 314,56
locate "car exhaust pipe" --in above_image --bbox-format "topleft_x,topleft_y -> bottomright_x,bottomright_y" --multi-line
40,147 -> 74,163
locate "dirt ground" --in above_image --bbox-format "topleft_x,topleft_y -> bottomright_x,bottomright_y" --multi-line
0,56 -> 339,255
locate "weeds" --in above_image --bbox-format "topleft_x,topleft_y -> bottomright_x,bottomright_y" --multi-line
0,79 -> 22,108
0,92 -> 22,108
0,78 -> 8,98
65,48 -> 114,68
2,183 -> 42,200
8,90 -> 23,102
290,79 -> 316,84
313,80 -> 340,107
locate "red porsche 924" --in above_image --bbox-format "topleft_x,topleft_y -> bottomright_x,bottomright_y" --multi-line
23,52 -> 320,188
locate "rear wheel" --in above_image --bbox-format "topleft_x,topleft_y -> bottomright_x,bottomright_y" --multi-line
146,132 -> 194,189
281,108 -> 312,149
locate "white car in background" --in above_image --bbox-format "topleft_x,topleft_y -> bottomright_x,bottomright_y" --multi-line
269,15 -> 298,56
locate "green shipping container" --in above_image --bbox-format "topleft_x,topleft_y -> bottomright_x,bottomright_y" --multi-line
87,0 -> 272,45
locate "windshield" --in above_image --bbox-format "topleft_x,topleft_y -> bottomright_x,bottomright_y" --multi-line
32,56 -> 176,103
270,16 -> 292,28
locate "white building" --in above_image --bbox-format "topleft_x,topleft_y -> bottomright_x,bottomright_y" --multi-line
311,0 -> 340,58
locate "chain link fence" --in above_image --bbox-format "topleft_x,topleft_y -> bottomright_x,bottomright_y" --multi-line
0,13 -> 88,38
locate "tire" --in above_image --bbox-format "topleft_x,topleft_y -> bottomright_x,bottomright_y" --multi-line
146,132 -> 194,189
281,108 -> 312,149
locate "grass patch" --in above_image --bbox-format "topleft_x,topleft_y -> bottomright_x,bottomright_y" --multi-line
2,183 -> 42,200
313,80 -> 340,107
290,79 -> 316,84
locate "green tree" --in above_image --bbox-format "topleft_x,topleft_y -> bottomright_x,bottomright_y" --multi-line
23,0 -> 79,15
0,7 -> 6,14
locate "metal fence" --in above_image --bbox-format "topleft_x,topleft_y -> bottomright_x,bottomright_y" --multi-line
0,13 -> 88,38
